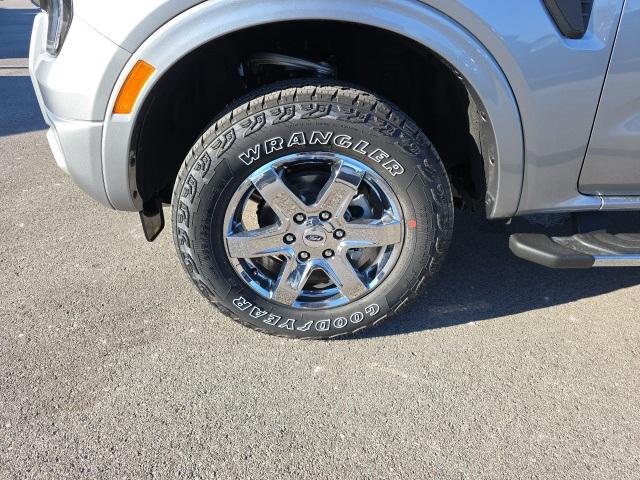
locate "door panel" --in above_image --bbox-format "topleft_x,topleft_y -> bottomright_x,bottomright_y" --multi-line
580,0 -> 640,195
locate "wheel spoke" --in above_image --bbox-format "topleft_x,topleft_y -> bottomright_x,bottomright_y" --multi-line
343,219 -> 403,248
226,226 -> 290,258
252,167 -> 308,223
318,257 -> 369,301
314,161 -> 364,218
224,153 -> 406,309
271,259 -> 314,305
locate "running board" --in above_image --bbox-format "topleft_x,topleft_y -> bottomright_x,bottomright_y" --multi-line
509,231 -> 640,268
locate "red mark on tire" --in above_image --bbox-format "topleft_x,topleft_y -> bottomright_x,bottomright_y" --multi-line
407,220 -> 417,228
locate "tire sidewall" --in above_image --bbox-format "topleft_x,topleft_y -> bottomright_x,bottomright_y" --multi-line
173,88 -> 451,338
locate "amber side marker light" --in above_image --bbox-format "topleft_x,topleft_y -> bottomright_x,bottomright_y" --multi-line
113,60 -> 155,114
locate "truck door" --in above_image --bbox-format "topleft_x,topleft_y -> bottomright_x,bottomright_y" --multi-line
579,0 -> 640,195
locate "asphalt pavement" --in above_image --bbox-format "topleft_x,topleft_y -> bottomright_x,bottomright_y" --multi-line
1,2 -> 639,479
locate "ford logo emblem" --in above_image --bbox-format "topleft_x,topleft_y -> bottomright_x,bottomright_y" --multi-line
305,234 -> 324,242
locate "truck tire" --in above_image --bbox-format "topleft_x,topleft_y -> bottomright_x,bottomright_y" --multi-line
172,82 -> 454,338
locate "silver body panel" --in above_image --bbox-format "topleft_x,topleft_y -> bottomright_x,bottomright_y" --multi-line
29,0 -> 640,217
427,0 -> 625,215
100,0 -> 523,214
29,12 -> 127,207
579,0 -> 640,196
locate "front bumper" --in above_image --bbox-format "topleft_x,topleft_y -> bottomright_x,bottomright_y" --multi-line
29,11 -> 130,208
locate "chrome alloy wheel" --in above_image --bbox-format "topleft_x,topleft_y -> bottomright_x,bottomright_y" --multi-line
223,153 -> 405,309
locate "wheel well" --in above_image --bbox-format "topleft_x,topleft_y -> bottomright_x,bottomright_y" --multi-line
133,21 -> 488,210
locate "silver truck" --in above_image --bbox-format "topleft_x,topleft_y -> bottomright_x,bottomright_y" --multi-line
29,0 -> 640,337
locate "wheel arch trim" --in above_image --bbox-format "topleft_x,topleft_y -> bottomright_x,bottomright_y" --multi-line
101,0 -> 524,218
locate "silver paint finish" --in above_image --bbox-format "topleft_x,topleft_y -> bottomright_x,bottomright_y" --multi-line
94,0 -> 624,216
430,0 -> 625,215
600,196 -> 640,210
29,12 -> 113,208
100,0 -> 523,215
31,0 -> 640,217
223,153 -> 404,309
30,12 -> 130,121
579,0 -> 640,196
533,195 -> 640,213
45,113 -> 110,207
72,0 -> 204,53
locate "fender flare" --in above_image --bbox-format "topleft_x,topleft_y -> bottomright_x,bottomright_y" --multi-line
101,0 -> 523,218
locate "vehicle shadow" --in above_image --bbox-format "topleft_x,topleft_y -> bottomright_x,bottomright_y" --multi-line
0,75 -> 46,136
355,211 -> 640,338
0,7 -> 37,59
0,6 -> 46,137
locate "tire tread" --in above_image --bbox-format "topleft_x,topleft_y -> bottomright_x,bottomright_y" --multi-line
172,82 -> 453,339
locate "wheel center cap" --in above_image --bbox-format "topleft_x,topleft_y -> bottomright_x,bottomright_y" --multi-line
302,228 -> 327,247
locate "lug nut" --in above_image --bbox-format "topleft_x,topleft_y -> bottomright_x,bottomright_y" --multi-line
294,213 -> 306,224
319,211 -> 332,221
322,249 -> 335,258
298,251 -> 311,262
333,229 -> 346,239
283,233 -> 296,244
